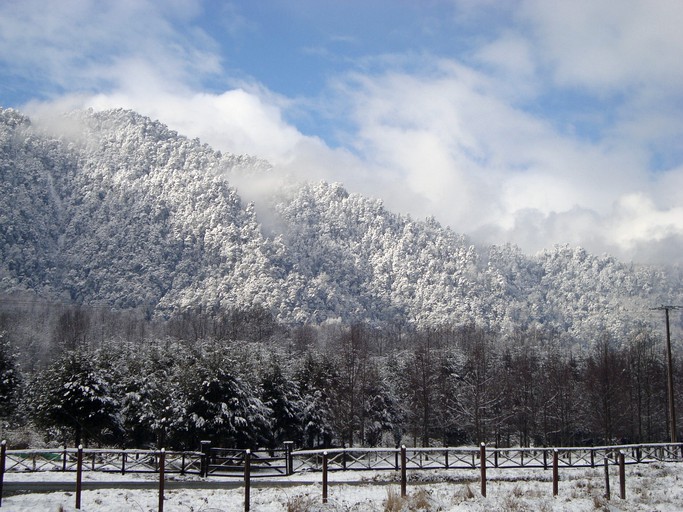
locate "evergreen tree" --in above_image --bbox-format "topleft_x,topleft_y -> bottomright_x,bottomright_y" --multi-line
296,352 -> 336,448
261,360 -> 304,449
178,351 -> 271,449
360,362 -> 402,447
0,331 -> 20,421
29,350 -> 121,446
116,345 -> 186,448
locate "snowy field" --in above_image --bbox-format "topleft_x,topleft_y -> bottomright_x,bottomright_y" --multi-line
2,461 -> 683,511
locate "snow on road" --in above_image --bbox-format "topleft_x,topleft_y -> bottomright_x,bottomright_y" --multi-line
2,461 -> 683,511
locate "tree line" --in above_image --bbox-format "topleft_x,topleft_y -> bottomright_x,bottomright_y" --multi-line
0,301 -> 681,450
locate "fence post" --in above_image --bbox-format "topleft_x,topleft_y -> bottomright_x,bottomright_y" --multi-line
76,445 -> 83,510
603,457 -> 610,500
0,440 -> 6,507
62,446 -> 67,472
244,449 -> 251,512
200,440 -> 211,477
618,451 -> 626,500
158,448 -> 166,512
284,441 -> 294,476
121,450 -> 127,475
543,449 -> 547,470
322,451 -> 328,504
400,445 -> 407,498
480,443 -> 487,497
552,449 -> 558,497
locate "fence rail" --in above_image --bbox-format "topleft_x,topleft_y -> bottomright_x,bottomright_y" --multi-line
1,442 -> 681,478
205,447 -> 289,478
290,443 -> 683,473
1,448 -> 203,476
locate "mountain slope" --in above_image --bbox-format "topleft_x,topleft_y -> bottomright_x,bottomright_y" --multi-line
1,107 -> 681,338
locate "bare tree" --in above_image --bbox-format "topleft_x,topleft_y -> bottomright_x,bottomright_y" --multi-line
583,331 -> 630,443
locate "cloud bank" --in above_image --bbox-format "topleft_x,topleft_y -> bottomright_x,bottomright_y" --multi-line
2,0 -> 682,264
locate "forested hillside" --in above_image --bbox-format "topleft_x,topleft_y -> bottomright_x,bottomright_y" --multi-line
1,107 -> 682,339
2,107 -> 683,450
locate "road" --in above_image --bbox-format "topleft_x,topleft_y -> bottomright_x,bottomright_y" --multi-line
1,478 -> 320,495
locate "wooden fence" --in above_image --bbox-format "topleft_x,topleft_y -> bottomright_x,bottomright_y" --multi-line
1,442 -> 681,478
290,442 -> 683,473
1,441 -> 682,510
203,446 -> 289,477
0,446 -> 203,475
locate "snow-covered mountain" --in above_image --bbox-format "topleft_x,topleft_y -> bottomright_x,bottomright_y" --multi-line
1,107 -> 681,338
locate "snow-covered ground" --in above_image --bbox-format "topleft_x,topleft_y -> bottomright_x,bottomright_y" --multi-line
2,461 -> 682,511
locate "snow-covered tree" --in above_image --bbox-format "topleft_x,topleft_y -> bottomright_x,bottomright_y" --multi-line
296,352 -> 336,448
360,361 -> 402,447
178,351 -> 271,449
29,350 -> 121,446
0,331 -> 20,421
261,360 -> 304,449
115,345 -> 187,448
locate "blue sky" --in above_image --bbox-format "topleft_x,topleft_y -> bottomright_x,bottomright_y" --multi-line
1,0 -> 683,264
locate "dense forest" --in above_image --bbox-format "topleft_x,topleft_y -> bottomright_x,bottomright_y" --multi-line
1,107 -> 683,450
0,302 -> 680,450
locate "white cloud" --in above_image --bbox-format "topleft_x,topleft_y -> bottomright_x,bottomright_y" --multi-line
6,0 -> 683,264
473,32 -> 539,101
63,52 -> 683,265
610,193 -> 683,248
328,44 -> 683,262
519,0 -> 683,91
0,0 -> 217,95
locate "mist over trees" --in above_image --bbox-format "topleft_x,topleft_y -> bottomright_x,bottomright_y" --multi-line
1,107 -> 683,450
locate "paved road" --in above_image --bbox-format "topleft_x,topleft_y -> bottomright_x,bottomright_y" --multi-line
1,479 -> 320,495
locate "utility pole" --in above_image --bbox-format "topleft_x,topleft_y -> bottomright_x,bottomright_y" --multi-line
652,305 -> 681,443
